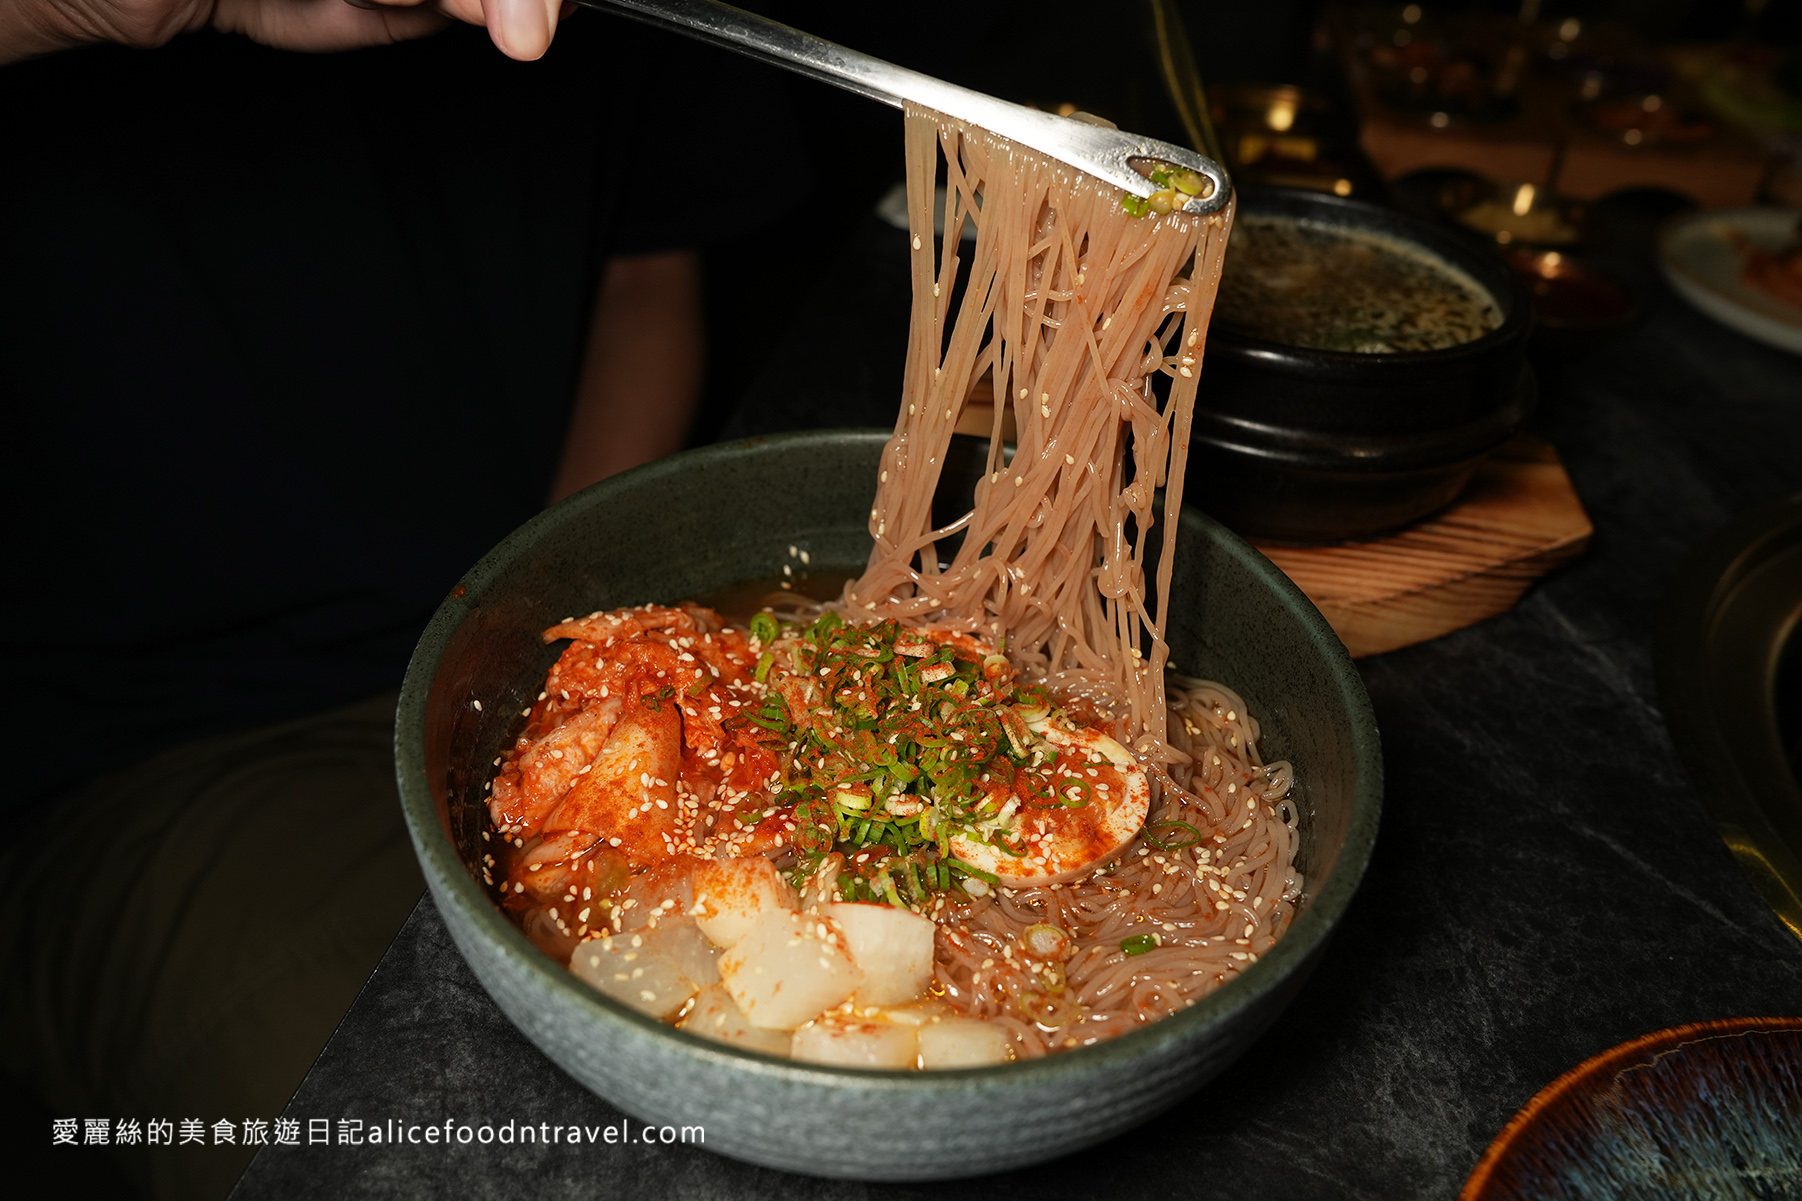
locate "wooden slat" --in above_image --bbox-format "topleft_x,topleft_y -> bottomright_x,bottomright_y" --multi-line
1253,434 -> 1593,657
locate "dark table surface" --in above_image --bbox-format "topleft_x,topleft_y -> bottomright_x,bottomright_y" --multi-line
234,200 -> 1802,1200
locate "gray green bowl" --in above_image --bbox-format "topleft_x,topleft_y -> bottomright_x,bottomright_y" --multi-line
395,429 -> 1382,1179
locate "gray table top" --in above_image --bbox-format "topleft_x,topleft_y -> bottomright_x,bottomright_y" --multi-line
234,203 -> 1802,1200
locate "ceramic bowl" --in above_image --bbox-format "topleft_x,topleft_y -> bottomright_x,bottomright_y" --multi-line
394,429 -> 1383,1179
1195,187 -> 1535,542
1460,1018 -> 1802,1200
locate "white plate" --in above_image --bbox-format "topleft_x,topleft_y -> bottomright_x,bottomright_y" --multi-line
1658,207 -> 1802,355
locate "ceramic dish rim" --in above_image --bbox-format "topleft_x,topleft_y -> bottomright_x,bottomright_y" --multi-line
1657,207 -> 1802,348
1211,186 -> 1533,371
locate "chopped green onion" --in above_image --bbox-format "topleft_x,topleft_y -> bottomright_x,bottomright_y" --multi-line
732,608 -> 1098,897
1021,923 -> 1072,961
809,611 -> 843,646
1142,819 -> 1202,850
747,694 -> 791,733
1121,194 -> 1148,218
1121,933 -> 1159,956
947,857 -> 999,886
1058,778 -> 1093,808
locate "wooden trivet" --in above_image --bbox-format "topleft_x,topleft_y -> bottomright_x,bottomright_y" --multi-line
1253,434 -> 1592,657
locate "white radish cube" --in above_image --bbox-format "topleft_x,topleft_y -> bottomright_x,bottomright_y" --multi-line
677,985 -> 790,1057
918,1017 -> 1014,1068
874,1000 -> 952,1027
569,933 -> 698,1020
692,857 -> 797,948
791,1015 -> 919,1069
718,909 -> 859,1030
615,863 -> 696,934
824,902 -> 936,1006
652,919 -> 720,987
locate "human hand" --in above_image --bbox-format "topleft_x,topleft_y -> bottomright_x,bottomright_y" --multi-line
0,0 -> 570,66
348,0 -> 575,61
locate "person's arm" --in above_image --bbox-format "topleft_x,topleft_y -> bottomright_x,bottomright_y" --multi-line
0,0 -> 564,66
548,249 -> 706,503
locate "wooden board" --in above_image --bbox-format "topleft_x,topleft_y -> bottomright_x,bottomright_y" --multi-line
1253,434 -> 1593,658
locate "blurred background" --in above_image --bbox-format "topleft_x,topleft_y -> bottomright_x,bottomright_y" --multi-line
695,0 -> 1802,446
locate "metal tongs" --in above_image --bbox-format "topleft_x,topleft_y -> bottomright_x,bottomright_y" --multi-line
574,0 -> 1232,216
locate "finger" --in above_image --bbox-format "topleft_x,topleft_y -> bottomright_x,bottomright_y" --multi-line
434,0 -> 488,27
217,0 -> 447,49
482,0 -> 561,61
347,0 -> 484,29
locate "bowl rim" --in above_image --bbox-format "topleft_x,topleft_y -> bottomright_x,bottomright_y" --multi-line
394,428 -> 1384,1092
1212,186 -> 1533,372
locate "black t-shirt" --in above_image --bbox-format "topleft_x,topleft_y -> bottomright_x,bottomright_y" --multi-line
0,16 -> 800,817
